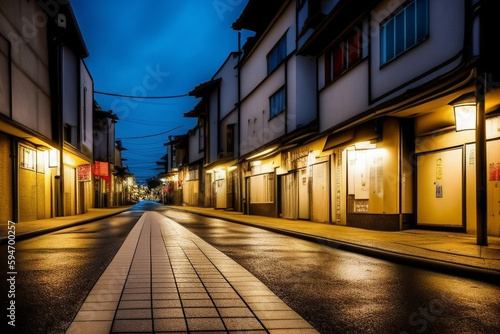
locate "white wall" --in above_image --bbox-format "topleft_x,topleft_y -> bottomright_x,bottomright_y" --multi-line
1,0 -> 52,138
319,61 -> 370,132
370,0 -> 465,102
208,89 -> 218,163
240,3 -> 295,97
240,66 -> 286,155
62,46 -> 79,145
80,60 -> 93,158
188,127 -> 204,163
214,53 -> 239,120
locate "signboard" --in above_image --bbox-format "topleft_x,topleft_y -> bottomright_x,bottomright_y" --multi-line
92,161 -> 109,177
77,164 -> 91,181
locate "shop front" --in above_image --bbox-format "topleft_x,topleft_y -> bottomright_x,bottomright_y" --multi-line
278,139 -> 330,223
205,159 -> 239,210
324,118 -> 413,231
415,114 -> 500,236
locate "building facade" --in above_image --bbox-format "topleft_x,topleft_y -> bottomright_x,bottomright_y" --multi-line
297,0 -> 500,236
0,0 -> 93,222
233,0 -> 319,219
188,52 -> 241,211
166,0 -> 500,238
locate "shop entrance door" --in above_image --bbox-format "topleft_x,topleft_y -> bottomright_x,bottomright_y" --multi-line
298,168 -> 310,219
417,148 -> 463,227
311,162 -> 329,222
280,173 -> 298,219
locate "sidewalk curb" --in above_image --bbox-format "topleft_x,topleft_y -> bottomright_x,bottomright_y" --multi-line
169,207 -> 500,283
0,208 -> 131,245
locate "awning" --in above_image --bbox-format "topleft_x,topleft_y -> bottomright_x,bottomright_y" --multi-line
323,120 -> 381,151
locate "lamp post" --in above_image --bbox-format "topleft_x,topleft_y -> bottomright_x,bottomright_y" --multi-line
451,88 -> 488,246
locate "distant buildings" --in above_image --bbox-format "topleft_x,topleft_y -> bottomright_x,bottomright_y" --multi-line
162,0 -> 500,240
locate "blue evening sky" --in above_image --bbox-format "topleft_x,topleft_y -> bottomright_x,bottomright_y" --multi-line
71,0 -> 251,183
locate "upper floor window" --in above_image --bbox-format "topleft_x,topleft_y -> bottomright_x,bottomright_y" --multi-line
198,118 -> 205,152
171,147 -> 177,168
267,34 -> 287,74
269,86 -> 286,119
325,25 -> 362,84
380,0 -> 429,66
297,0 -> 321,35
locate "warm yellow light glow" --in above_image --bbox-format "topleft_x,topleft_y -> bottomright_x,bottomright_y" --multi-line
49,149 -> 59,168
251,160 -> 261,167
354,141 -> 377,150
454,103 -> 476,131
63,152 -> 76,167
246,146 -> 279,160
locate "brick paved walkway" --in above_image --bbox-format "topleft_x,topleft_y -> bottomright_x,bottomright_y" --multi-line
66,211 -> 318,333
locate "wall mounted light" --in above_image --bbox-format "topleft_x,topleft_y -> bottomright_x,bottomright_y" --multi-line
49,149 -> 59,168
450,93 -> 476,131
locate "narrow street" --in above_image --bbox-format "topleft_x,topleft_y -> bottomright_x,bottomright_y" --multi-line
3,204 -> 499,333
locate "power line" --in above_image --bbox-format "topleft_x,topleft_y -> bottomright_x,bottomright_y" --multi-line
119,125 -> 184,139
95,90 -> 190,99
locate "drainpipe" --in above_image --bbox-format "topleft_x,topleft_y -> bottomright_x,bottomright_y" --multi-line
476,0 -> 489,246
475,69 -> 487,246
58,43 -> 65,217
11,139 -> 18,223
237,31 -> 244,213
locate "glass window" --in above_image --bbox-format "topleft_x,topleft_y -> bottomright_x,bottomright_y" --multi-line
269,86 -> 286,118
267,34 -> 287,74
324,24 -> 363,84
250,173 -> 274,203
348,29 -> 361,65
380,0 -> 429,66
333,43 -> 345,78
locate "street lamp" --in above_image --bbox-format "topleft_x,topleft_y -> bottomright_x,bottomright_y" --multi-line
449,91 -> 488,246
450,93 -> 476,131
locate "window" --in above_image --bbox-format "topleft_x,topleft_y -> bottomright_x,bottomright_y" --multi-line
297,0 -> 322,35
198,118 -> 205,152
380,0 -> 428,65
325,25 -> 362,84
267,34 -> 287,74
269,86 -> 286,118
171,147 -> 177,168
188,166 -> 199,180
250,173 -> 274,203
20,145 -> 36,171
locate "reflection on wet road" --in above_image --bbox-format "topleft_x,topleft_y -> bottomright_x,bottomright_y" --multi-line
160,208 -> 500,334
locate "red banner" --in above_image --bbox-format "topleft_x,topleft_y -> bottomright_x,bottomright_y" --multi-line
77,164 -> 91,181
92,161 -> 109,177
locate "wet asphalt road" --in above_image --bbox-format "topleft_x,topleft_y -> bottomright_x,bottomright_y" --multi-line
159,207 -> 500,334
1,202 -> 499,334
0,210 -> 142,334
